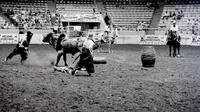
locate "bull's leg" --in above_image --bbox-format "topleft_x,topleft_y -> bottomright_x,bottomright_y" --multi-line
169,45 -> 172,56
177,43 -> 180,56
55,51 -> 63,66
173,43 -> 176,57
63,53 -> 68,66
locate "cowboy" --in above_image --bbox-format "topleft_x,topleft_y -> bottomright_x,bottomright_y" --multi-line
170,21 -> 181,57
70,47 -> 94,76
82,36 -> 99,55
4,31 -> 33,64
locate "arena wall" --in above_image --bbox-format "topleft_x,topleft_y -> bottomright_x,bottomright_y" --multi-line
0,29 -> 200,46
0,29 -> 51,44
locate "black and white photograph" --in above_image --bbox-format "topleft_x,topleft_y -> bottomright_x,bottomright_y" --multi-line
0,0 -> 200,111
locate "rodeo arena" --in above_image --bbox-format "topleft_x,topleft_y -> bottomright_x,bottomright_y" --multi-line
1,0 -> 200,111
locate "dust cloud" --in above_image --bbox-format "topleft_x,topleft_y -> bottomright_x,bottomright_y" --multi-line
25,51 -> 56,66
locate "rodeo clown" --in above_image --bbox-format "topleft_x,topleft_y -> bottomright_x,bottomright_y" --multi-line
69,36 -> 98,76
4,31 -> 33,64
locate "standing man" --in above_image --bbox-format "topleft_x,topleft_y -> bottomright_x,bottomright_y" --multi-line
104,13 -> 111,39
112,25 -> 118,44
104,13 -> 111,26
170,21 -> 181,57
4,31 -> 33,64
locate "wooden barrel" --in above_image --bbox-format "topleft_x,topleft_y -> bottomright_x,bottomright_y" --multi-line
141,46 -> 156,67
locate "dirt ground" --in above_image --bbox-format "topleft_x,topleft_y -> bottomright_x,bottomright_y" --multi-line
0,44 -> 200,112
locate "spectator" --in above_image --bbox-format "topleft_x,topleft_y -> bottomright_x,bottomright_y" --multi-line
163,11 -> 170,20
137,21 -> 144,31
5,9 -> 61,30
104,13 -> 111,26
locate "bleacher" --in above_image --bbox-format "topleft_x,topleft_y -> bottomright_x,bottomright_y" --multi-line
0,0 -> 48,13
56,0 -> 101,23
104,0 -> 154,31
158,2 -> 200,36
0,0 -> 199,35
0,16 -> 5,27
0,0 -> 49,29
176,4 -> 200,36
56,4 -> 96,15
56,0 -> 94,4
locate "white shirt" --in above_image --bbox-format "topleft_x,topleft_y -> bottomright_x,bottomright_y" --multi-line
170,25 -> 178,32
83,39 -> 94,50
113,28 -> 118,37
83,39 -> 95,55
105,25 -> 110,32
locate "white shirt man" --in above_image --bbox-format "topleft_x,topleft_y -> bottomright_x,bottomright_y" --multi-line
83,37 -> 96,55
113,27 -> 118,38
105,25 -> 110,32
170,21 -> 179,34
170,21 -> 181,43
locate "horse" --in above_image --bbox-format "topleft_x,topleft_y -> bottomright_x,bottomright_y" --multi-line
42,33 -> 98,66
167,30 -> 181,57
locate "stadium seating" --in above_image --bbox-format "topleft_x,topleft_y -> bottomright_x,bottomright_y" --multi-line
158,3 -> 200,36
104,1 -> 154,31
0,0 -> 199,35
0,0 -> 56,29
0,16 -> 6,28
0,0 -> 48,13
56,0 -> 94,4
56,4 -> 96,15
56,1 -> 101,23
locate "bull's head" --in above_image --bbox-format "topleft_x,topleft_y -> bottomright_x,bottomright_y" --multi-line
42,33 -> 52,43
42,33 -> 57,48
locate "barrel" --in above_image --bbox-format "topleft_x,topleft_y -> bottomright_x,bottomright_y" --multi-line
141,46 -> 156,67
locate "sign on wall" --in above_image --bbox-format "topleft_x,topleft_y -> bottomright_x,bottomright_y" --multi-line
139,35 -> 167,45
0,34 -> 18,44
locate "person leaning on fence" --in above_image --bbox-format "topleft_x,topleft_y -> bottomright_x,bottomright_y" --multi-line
4,31 -> 33,64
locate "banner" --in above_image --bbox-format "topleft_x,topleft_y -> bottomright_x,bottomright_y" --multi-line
139,35 -> 167,45
116,35 -> 140,44
87,29 -> 104,41
61,14 -> 101,22
0,34 -> 18,44
178,35 -> 192,45
30,34 -> 45,44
